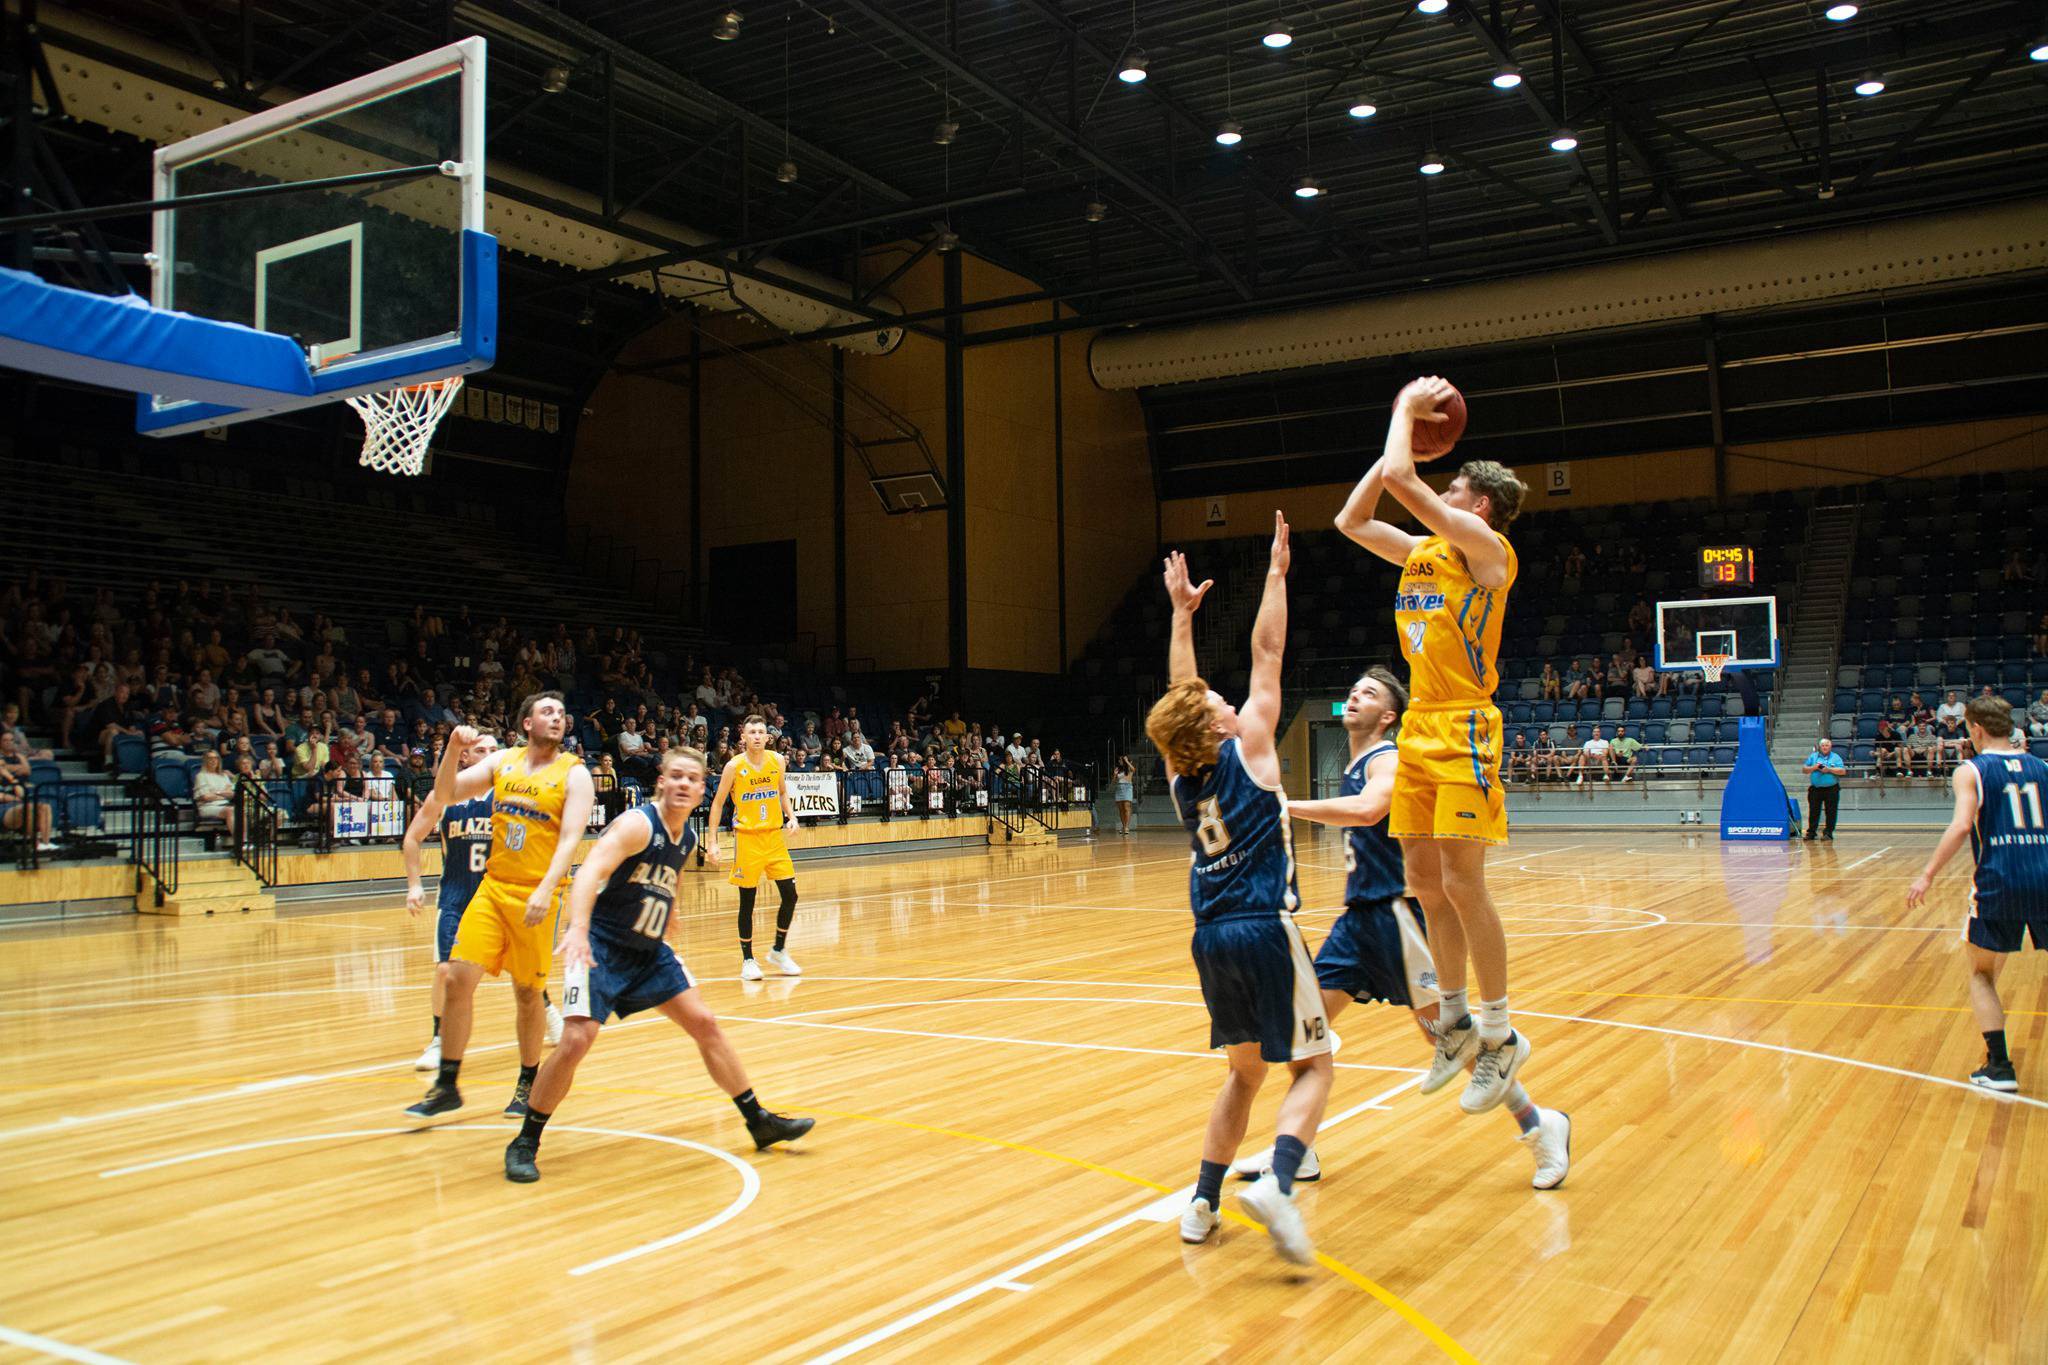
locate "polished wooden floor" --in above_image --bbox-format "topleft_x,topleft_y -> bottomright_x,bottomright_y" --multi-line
2,828 -> 2043,1364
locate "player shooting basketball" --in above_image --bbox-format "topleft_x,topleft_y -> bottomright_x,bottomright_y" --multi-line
1335,376 -> 1537,1114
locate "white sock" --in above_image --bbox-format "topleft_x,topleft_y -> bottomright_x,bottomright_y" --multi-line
1478,996 -> 1511,1045
1438,988 -> 1470,1031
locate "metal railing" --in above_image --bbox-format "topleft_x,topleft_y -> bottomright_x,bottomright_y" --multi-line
7,776 -> 130,871
232,777 -> 281,886
130,778 -> 181,906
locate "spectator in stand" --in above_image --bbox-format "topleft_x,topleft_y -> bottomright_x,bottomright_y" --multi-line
2034,612 -> 2048,657
1506,732 -> 1532,783
1884,694 -> 1906,725
844,728 -> 875,771
49,665 -> 92,750
616,717 -> 650,776
1560,724 -> 1580,767
1801,738 -> 1845,841
193,750 -> 235,834
798,720 -> 823,756
943,711 -> 967,740
246,631 -> 290,687
1874,718 -> 1906,777
818,738 -> 845,774
293,725 -> 330,780
1575,724 -> 1614,784
2,703 -> 52,761
2001,548 -> 2031,583
2028,690 -> 2048,740
91,683 -> 147,768
1587,657 -> 1611,702
1610,725 -> 1643,781
1564,659 -> 1590,701
1630,655 -> 1659,700
1908,691 -> 1934,729
1562,545 -> 1586,589
0,765 -> 56,850
1936,690 -> 1965,728
1531,728 -> 1559,781
1906,719 -> 1937,778
1627,596 -> 1654,640
1936,712 -> 1972,765
305,758 -> 341,829
1005,732 -> 1028,764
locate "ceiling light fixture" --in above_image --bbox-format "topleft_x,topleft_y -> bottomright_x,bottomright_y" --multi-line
935,226 -> 961,252
1824,3 -> 1858,19
1118,51 -> 1149,82
1293,174 -> 1323,198
1263,23 -> 1293,48
1348,98 -> 1377,119
775,160 -> 798,184
1084,200 -> 1108,222
933,119 -> 959,145
2033,38 -> 2048,62
1419,148 -> 1446,175
1492,64 -> 1523,90
1549,128 -> 1579,152
712,10 -> 742,41
1854,70 -> 1885,95
1215,120 -> 1244,147
1416,0 -> 1449,12
541,65 -> 570,94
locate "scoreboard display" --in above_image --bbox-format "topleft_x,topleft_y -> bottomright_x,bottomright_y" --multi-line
1698,546 -> 1755,587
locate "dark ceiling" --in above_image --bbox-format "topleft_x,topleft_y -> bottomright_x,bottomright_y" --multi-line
29,0 -> 2048,355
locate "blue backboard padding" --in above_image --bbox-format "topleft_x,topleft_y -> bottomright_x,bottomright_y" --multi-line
0,265 -> 314,406
135,229 -> 496,438
1719,716 -> 1791,841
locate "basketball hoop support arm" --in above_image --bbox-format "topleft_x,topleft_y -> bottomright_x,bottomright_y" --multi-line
0,163 -> 450,233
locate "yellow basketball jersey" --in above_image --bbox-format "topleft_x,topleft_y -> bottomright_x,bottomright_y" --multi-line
488,747 -> 581,884
730,751 -> 786,833
1394,532 -> 1518,708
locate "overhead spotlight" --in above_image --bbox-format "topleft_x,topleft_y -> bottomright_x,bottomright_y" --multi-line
712,10 -> 742,41
1854,70 -> 1885,96
1084,200 -> 1108,222
1293,175 -> 1324,199
934,226 -> 961,252
541,64 -> 570,94
1118,51 -> 1149,83
1416,0 -> 1449,13
1419,148 -> 1446,175
2033,38 -> 2048,61
775,159 -> 798,184
1262,23 -> 1293,49
1347,98 -> 1378,119
932,119 -> 959,146
1549,128 -> 1579,152
1492,64 -> 1524,90
1824,3 -> 1858,18
1215,120 -> 1244,147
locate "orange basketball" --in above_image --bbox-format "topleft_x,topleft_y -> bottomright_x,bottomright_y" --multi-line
1412,382 -> 1467,458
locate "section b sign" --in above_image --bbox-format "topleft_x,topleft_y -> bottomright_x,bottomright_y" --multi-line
786,772 -> 840,820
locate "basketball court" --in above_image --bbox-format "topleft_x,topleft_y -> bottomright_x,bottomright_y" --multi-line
2,828 -> 2040,1362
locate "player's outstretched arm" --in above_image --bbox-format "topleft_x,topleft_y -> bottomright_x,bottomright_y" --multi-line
1906,764 -> 1980,908
401,793 -> 445,915
560,808 -> 653,969
1162,550 -> 1212,685
1290,751 -> 1396,827
1381,377 -> 1508,589
434,728 -> 498,806
526,764 -> 595,927
1335,455 -> 1421,567
1238,513 -> 1290,779
703,759 -> 740,856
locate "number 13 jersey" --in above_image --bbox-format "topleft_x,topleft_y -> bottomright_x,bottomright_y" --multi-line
1395,532 -> 1518,708
1169,738 -> 1299,924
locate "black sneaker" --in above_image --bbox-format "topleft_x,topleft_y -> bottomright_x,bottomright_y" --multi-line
746,1110 -> 815,1150
1970,1060 -> 2019,1093
406,1083 -> 463,1118
504,1138 -> 540,1183
504,1077 -> 533,1118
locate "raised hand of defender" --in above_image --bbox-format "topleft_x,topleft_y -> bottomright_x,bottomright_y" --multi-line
449,724 -> 481,752
1163,551 -> 1213,615
1268,511 -> 1291,576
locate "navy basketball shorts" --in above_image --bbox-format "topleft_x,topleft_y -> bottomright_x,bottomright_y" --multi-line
1190,913 -> 1331,1063
1966,916 -> 2048,953
563,928 -> 695,1024
1315,896 -> 1438,1009
434,892 -> 468,963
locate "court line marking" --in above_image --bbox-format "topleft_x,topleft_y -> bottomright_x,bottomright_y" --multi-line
96,1123 -> 759,1276
1515,1009 -> 2048,1111
1837,845 -> 1894,872
0,943 -> 427,1000
1531,985 -> 2048,1018
0,1324 -> 134,1365
804,1074 -> 1478,1365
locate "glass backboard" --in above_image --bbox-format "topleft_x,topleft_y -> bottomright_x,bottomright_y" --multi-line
138,37 -> 492,437
1655,596 -> 1779,671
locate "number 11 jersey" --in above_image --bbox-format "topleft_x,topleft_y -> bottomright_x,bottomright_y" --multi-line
1970,748 -> 2048,920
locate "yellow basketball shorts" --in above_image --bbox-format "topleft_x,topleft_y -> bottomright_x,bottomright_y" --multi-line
1390,704 -> 1508,845
449,874 -> 560,989
728,829 -> 797,888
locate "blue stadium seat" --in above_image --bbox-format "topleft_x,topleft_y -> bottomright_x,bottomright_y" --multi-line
1625,699 -> 1649,720
1698,695 -> 1726,718
265,780 -> 297,814
1852,742 -> 1876,768
152,758 -> 194,801
1508,702 -> 1533,723
1710,746 -> 1736,769
63,789 -> 102,833
1833,689 -> 1857,712
1674,699 -> 1699,718
1856,717 -> 1879,739
1687,747 -> 1711,771
28,759 -> 60,789
1532,702 -> 1555,723
112,733 -> 148,777
1649,698 -> 1672,720
1642,722 -> 1667,744
250,735 -> 275,760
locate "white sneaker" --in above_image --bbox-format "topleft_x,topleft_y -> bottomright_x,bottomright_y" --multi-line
1522,1109 -> 1572,1189
1421,1019 -> 1480,1094
413,1038 -> 441,1072
1237,1173 -> 1314,1266
1230,1146 -> 1321,1182
765,947 -> 802,976
740,958 -> 765,981
544,1001 -> 564,1046
1179,1196 -> 1220,1245
1461,1030 -> 1533,1114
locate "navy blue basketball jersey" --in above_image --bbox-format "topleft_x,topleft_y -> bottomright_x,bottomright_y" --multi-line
1169,738 -> 1299,923
591,803 -> 698,945
1969,748 -> 2048,919
438,794 -> 493,911
1343,742 -> 1405,906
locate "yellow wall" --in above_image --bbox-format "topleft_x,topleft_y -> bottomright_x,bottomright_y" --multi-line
1158,416 -> 2048,543
569,247 -> 1153,675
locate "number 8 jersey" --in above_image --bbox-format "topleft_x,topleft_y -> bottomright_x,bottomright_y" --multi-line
1169,738 -> 1299,924
1969,748 -> 2048,919
590,803 -> 698,948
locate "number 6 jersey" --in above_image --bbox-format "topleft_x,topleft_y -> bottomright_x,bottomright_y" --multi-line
1169,737 -> 1300,923
438,793 -> 494,914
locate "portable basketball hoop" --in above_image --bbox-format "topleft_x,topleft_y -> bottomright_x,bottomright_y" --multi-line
344,376 -> 463,476
1700,653 -> 1730,683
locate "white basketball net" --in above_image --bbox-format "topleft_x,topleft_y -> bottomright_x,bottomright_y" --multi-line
1700,653 -> 1730,683
344,376 -> 463,476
